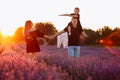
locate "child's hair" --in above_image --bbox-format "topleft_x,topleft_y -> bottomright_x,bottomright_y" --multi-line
74,7 -> 80,11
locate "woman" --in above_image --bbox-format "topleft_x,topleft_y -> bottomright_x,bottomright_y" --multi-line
24,20 -> 50,60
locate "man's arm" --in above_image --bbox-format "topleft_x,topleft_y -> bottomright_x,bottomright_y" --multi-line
52,30 -> 65,39
80,31 -> 88,39
44,35 -> 51,39
47,30 -> 65,40
81,31 -> 88,37
44,30 -> 66,40
79,31 -> 88,41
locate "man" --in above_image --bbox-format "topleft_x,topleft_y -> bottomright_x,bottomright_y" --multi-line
51,17 -> 87,58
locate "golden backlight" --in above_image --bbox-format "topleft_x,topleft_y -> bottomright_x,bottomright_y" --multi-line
1,28 -> 14,37
0,28 -> 14,44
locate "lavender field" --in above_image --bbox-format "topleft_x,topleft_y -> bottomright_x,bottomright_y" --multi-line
0,44 -> 120,80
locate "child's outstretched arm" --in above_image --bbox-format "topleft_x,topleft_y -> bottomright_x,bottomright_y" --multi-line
59,14 -> 71,16
59,14 -> 78,18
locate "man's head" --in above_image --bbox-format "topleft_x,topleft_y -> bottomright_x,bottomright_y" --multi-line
71,17 -> 78,26
74,7 -> 80,14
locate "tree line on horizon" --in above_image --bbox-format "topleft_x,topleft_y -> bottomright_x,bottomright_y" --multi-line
82,26 -> 120,46
0,22 -> 120,46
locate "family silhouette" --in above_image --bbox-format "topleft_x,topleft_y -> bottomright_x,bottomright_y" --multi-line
24,7 -> 87,59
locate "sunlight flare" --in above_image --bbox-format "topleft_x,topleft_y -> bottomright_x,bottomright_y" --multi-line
1,28 -> 15,37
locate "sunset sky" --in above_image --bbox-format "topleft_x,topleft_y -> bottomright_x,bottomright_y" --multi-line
0,0 -> 120,35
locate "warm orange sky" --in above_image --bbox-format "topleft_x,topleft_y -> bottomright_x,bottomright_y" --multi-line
0,0 -> 120,36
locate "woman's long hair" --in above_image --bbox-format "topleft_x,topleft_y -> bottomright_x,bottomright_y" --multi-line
24,20 -> 33,36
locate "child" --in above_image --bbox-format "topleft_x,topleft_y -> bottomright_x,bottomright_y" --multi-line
59,7 -> 82,36
24,20 -> 50,60
59,7 -> 87,40
59,7 -> 80,20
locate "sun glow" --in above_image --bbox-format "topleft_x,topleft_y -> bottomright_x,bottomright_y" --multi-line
1,28 -> 15,37
0,28 -> 15,44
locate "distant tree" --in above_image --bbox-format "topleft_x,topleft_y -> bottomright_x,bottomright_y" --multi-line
95,26 -> 113,45
113,27 -> 120,32
81,29 -> 99,45
95,26 -> 120,46
97,26 -> 113,39
35,22 -> 58,45
105,29 -> 120,46
13,27 -> 24,42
